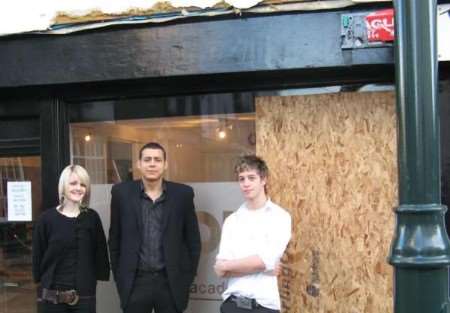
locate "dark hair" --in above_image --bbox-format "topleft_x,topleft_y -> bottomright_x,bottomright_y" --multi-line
139,142 -> 167,160
234,155 -> 269,179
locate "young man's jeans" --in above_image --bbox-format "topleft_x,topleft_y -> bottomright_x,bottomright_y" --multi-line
220,297 -> 279,313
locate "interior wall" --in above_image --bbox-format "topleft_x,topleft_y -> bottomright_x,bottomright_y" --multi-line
70,116 -> 255,183
256,91 -> 397,313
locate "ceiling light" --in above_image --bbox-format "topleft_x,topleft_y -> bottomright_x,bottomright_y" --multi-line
218,130 -> 227,139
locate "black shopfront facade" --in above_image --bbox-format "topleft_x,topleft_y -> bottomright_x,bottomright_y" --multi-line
1,3 -> 450,313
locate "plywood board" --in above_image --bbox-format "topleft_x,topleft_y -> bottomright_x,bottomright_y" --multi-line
256,91 -> 397,313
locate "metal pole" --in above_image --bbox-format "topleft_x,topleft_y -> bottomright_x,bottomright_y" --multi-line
389,1 -> 450,312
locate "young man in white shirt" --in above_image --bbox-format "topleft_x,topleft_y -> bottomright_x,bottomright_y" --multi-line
214,155 -> 292,313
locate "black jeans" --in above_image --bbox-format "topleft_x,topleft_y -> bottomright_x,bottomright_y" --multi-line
37,298 -> 96,313
125,270 -> 179,313
220,297 -> 279,313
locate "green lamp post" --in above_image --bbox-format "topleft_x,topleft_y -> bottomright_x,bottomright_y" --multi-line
389,0 -> 450,312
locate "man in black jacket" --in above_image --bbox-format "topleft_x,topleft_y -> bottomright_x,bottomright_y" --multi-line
108,142 -> 201,313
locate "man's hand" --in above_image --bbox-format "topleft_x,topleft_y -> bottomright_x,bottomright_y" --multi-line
273,261 -> 282,276
265,261 -> 282,276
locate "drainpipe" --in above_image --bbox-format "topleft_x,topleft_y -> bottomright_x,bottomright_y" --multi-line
389,0 -> 450,312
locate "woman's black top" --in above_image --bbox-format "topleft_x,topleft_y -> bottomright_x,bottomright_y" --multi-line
32,207 -> 110,296
52,213 -> 78,289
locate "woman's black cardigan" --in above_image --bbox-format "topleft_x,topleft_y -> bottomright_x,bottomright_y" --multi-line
32,207 -> 110,296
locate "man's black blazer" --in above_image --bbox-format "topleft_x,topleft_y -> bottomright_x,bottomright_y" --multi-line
108,180 -> 201,311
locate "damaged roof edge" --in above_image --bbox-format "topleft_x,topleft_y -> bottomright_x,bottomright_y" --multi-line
0,0 -> 390,37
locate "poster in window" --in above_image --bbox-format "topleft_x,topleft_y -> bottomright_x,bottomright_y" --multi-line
7,181 -> 32,221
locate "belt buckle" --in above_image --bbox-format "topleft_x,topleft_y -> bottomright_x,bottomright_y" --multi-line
68,294 -> 79,306
67,290 -> 79,306
57,289 -> 79,306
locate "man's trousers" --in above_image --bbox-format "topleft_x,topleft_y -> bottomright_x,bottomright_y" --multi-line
125,270 -> 179,313
220,297 -> 279,313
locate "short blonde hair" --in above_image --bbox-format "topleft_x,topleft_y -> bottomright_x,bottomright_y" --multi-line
58,165 -> 91,207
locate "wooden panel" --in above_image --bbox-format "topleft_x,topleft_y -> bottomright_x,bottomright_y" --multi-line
256,91 -> 397,313
53,0 -> 389,24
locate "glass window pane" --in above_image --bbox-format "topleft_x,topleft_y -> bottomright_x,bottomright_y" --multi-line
70,94 -> 255,313
0,156 -> 41,313
71,114 -> 255,183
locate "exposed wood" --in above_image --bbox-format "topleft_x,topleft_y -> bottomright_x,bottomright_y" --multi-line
256,91 -> 397,313
52,0 -> 390,24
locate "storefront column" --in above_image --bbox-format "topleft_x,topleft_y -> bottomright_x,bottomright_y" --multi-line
389,0 -> 450,312
40,99 -> 70,209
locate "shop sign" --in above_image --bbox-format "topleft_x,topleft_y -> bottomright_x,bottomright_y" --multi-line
342,5 -> 448,56
365,9 -> 394,42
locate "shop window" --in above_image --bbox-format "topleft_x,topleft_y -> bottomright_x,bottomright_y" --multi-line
72,135 -> 108,184
69,93 -> 255,313
0,156 -> 41,313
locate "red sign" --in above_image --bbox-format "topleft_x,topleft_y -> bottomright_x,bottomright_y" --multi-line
365,9 -> 395,42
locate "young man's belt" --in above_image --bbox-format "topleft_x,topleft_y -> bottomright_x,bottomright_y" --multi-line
229,295 -> 262,310
39,288 -> 84,305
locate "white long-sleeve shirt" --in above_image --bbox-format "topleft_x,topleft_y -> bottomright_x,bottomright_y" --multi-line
216,199 -> 292,310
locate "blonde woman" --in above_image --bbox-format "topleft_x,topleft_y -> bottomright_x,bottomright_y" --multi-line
32,165 -> 110,313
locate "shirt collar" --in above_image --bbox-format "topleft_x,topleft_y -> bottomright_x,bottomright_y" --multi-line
140,180 -> 167,200
236,198 -> 273,215
140,180 -> 166,192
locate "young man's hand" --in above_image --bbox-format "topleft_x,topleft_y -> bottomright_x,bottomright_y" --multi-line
214,259 -> 228,277
273,261 -> 282,276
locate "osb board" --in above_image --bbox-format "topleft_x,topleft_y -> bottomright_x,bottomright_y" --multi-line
256,91 -> 397,313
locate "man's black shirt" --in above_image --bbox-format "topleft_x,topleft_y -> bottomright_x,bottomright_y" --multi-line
138,181 -> 166,271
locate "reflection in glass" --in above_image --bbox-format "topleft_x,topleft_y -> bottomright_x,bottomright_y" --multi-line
71,113 -> 255,183
70,110 -> 255,313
